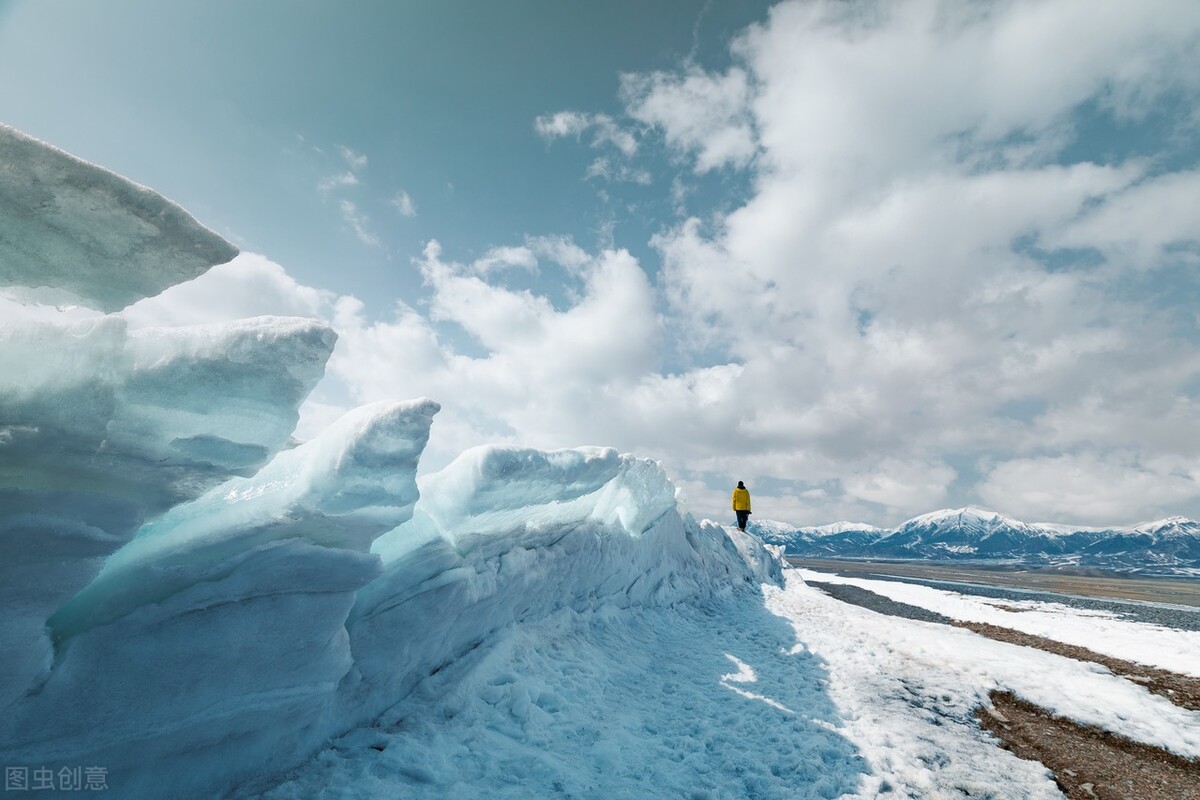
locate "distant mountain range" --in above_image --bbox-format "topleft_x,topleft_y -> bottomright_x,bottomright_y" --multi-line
750,507 -> 1200,574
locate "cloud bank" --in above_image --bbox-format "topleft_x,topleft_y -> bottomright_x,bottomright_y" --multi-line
128,0 -> 1200,527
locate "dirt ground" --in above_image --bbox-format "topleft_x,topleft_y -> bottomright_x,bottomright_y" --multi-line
978,691 -> 1200,800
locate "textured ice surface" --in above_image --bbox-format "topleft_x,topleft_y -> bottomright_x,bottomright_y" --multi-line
342,447 -> 779,737
1,401 -> 441,800
259,590 -> 866,800
2,432 -> 777,799
53,398 -> 441,638
260,563 -> 1200,800
0,313 -> 335,715
0,127 -> 785,799
0,123 -> 237,311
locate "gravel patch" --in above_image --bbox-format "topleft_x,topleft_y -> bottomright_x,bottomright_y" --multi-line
979,691 -> 1200,800
803,580 -> 951,625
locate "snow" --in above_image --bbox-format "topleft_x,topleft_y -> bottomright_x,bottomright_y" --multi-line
261,593 -> 865,800
904,506 -> 1014,528
0,123 -> 237,311
799,568 -> 1200,677
253,567 -> 1200,799
5,124 -> 1198,800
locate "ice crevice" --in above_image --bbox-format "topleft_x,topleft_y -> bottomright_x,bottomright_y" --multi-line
0,125 -> 785,800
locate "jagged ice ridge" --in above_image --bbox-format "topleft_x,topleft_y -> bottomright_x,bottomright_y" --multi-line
0,126 -> 781,799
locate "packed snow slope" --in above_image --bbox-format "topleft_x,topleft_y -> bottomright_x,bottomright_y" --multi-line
0,126 -> 783,800
254,563 -> 1200,800
755,506 -> 1200,573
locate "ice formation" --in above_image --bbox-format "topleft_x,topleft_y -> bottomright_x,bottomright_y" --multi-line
0,127 -> 778,799
0,123 -> 238,311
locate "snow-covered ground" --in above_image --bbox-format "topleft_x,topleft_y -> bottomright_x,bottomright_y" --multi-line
797,568 -> 1200,677
251,562 -> 1200,799
256,591 -> 865,800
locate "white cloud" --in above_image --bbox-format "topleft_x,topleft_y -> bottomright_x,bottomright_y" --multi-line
339,199 -> 380,246
472,245 -> 538,275
534,110 -> 593,140
389,189 -> 417,217
321,239 -> 666,470
130,1 -> 1200,527
621,66 -> 756,172
121,253 -> 336,328
535,111 -> 639,157
616,0 -> 1200,524
339,145 -> 368,172
592,117 -> 638,157
843,459 -> 957,512
526,235 -> 591,273
320,146 -> 369,194
978,452 -> 1200,526
318,171 -> 359,194
1049,169 -> 1200,269
586,157 -> 652,184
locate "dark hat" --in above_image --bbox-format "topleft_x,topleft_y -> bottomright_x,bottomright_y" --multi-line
736,481 -> 745,489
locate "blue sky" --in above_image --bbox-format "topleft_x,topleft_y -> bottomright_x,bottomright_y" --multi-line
3,0 -> 1199,526
0,0 -> 767,309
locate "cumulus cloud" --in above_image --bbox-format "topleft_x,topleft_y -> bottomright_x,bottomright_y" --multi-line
471,245 -> 538,275
621,66 -> 757,172
121,253 -> 337,328
133,1 -> 1200,527
617,0 -> 1200,524
978,452 -> 1200,526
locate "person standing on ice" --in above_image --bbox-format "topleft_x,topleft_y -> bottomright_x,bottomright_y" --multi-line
731,481 -> 751,531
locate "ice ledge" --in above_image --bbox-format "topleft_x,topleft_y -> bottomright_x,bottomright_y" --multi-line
0,123 -> 238,312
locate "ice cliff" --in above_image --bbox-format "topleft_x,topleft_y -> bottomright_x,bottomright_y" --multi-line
0,126 -> 779,799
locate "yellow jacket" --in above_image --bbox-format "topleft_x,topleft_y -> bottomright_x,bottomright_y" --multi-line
731,487 -> 751,511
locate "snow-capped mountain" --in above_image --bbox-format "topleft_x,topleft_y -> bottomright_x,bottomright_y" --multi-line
750,507 -> 1200,573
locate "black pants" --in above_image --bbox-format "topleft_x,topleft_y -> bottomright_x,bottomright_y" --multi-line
735,510 -> 750,530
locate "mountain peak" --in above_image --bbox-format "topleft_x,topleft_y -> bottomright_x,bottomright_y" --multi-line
902,506 -> 1014,528
1130,516 -> 1198,535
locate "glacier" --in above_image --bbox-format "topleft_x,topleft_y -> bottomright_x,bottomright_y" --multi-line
0,126 -> 787,799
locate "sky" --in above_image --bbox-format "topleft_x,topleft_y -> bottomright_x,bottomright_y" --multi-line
2,0 -> 1199,527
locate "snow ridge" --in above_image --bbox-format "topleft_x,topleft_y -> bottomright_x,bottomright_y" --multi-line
0,126 -> 783,800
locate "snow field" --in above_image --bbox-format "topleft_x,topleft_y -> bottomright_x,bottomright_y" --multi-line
772,573 -> 1200,771
797,569 -> 1200,677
